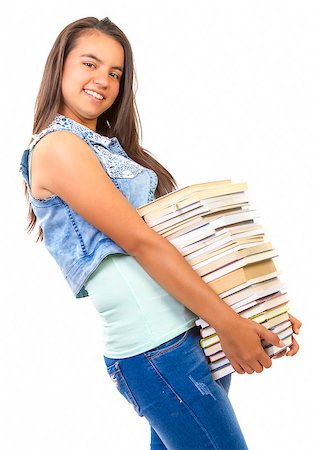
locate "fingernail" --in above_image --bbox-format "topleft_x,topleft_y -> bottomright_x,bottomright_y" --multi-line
279,340 -> 286,347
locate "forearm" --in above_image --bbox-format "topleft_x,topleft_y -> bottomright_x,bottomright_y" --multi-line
132,233 -> 239,332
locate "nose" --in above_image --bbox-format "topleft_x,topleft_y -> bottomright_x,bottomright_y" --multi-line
93,72 -> 110,88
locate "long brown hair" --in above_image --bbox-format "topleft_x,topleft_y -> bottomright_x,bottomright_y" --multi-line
25,16 -> 178,241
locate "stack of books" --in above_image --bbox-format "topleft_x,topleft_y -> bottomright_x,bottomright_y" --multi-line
137,180 -> 293,380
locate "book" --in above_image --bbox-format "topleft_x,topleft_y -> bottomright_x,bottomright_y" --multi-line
210,334 -> 294,381
200,309 -> 291,350
167,209 -> 259,245
200,249 -> 278,282
193,241 -> 274,273
209,351 -> 226,363
209,327 -> 293,381
218,271 -> 281,298
210,357 -> 230,371
198,301 -> 290,337
264,333 -> 293,357
206,259 -> 278,295
187,236 -> 265,266
221,277 -> 286,306
211,364 -> 235,381
200,308 -> 288,339
238,292 -> 288,319
147,192 -> 249,228
202,305 -> 291,357
150,201 -> 250,233
183,223 -> 264,259
137,180 -> 247,218
136,179 -> 293,380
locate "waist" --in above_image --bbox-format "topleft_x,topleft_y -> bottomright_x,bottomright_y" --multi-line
85,254 -> 198,358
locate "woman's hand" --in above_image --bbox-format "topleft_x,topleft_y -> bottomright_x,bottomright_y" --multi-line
217,316 -> 289,375
272,313 -> 302,359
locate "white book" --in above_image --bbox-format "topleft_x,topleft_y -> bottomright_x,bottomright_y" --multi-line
233,290 -> 287,313
264,333 -> 293,357
211,364 -> 235,381
260,312 -> 290,330
209,351 -> 225,362
170,210 -> 259,248
219,271 -> 280,298
239,293 -> 288,319
262,327 -> 293,349
268,319 -> 292,334
200,193 -> 249,208
200,311 -> 289,339
197,301 -> 290,337
201,250 -> 278,283
200,304 -> 290,350
183,224 -> 264,259
210,357 -> 230,371
204,341 -> 223,356
152,204 -> 213,233
184,235 -> 243,259
149,193 -> 249,228
223,278 -> 286,306
148,201 -> 206,227
170,223 -> 216,248
192,241 -> 265,270
151,201 -> 250,232
200,334 -> 220,349
209,328 -> 293,380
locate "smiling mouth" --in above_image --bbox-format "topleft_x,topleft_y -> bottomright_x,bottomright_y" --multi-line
84,89 -> 104,101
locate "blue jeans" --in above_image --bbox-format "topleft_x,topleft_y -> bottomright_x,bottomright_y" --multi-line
103,326 -> 248,449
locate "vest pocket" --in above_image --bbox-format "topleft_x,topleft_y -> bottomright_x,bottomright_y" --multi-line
94,145 -> 144,179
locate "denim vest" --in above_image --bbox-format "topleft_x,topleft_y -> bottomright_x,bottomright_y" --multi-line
19,114 -> 158,298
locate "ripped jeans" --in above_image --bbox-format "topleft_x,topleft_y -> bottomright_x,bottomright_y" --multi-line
103,326 -> 248,450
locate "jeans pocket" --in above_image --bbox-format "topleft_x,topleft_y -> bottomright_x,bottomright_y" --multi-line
105,361 -> 143,417
144,329 -> 191,360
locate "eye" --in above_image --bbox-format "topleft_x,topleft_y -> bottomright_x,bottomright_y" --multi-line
83,62 -> 96,69
110,72 -> 120,80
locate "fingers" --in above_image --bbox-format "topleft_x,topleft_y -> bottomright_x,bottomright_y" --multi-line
288,313 -> 302,334
286,336 -> 299,356
272,349 -> 287,359
258,325 -> 285,348
231,355 -> 267,375
258,351 -> 272,369
246,361 -> 264,374
231,361 -> 254,375
231,361 -> 245,375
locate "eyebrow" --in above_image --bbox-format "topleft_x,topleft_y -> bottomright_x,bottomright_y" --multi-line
80,54 -> 124,73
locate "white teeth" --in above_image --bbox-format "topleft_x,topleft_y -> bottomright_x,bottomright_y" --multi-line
84,89 -> 104,100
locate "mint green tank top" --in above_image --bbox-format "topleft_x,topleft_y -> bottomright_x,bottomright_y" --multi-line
85,254 -> 198,358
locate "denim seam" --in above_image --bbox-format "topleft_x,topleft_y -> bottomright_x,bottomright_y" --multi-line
108,362 -> 142,416
144,356 -> 218,449
145,331 -> 189,360
63,201 -> 87,256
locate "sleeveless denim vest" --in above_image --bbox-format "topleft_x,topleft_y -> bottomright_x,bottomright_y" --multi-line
19,114 -> 158,298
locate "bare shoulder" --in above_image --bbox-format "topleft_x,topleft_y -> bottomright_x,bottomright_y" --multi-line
34,129 -> 94,160
31,129 -> 158,255
30,130 -> 98,199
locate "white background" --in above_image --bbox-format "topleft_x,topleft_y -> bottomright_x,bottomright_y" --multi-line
1,1 -> 314,449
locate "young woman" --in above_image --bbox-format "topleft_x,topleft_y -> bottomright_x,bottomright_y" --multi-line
20,16 -> 301,449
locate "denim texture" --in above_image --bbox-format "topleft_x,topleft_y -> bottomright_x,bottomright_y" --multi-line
19,114 -> 158,298
104,326 -> 248,450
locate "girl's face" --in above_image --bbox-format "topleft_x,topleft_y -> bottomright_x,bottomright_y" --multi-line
59,31 -> 124,130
